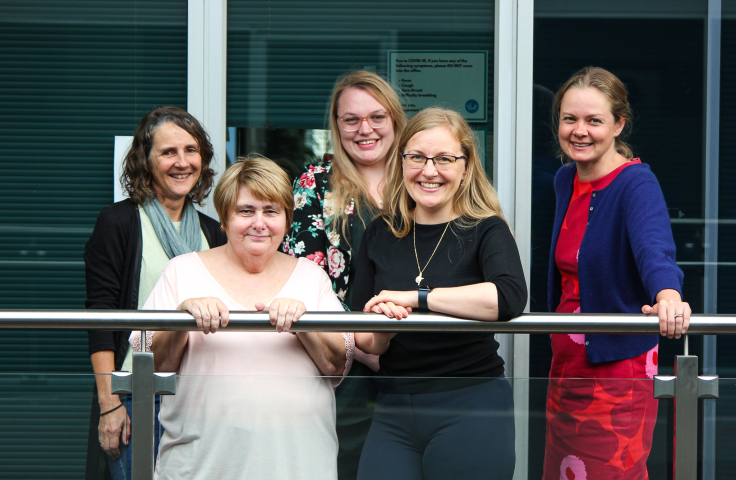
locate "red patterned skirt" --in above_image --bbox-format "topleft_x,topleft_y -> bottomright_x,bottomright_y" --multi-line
542,334 -> 659,480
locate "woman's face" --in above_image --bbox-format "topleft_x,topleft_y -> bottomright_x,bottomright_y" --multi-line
337,87 -> 395,168
558,87 -> 625,165
227,186 -> 287,259
150,123 -> 202,202
403,126 -> 467,223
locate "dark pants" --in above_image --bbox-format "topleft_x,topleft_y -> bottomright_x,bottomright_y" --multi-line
357,378 -> 515,480
336,362 -> 379,480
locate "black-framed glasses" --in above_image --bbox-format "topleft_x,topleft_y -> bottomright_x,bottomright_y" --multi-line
338,112 -> 390,132
402,153 -> 467,170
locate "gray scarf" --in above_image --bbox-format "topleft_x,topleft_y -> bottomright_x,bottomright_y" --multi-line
142,198 -> 202,259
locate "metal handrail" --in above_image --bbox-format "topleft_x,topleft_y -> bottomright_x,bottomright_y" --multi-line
0,310 -> 733,333
0,309 -> 721,480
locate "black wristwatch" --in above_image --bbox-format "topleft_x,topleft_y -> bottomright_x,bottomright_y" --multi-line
418,288 -> 431,311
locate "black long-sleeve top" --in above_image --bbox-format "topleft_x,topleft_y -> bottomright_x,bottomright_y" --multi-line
351,216 -> 527,393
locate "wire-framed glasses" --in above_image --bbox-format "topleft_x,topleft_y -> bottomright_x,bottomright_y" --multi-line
402,153 -> 468,169
338,112 -> 390,132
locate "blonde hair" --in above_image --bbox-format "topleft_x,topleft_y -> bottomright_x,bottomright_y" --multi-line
327,70 -> 407,236
384,107 -> 506,238
552,66 -> 633,161
214,155 -> 294,230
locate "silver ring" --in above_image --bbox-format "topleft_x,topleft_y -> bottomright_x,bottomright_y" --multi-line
674,314 -> 683,318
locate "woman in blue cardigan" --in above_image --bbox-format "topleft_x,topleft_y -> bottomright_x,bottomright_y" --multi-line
543,67 -> 690,480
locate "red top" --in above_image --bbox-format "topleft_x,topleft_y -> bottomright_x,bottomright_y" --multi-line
555,159 -> 641,313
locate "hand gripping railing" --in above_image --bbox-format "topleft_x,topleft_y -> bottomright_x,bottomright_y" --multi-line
0,310 -> 730,479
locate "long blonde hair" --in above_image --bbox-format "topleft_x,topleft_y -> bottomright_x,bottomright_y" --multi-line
384,107 -> 506,238
327,70 -> 407,236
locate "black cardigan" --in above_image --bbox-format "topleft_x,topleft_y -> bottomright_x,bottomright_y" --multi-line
84,199 -> 226,478
85,199 -> 226,366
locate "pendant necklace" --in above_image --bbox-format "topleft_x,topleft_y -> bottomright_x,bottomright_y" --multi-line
413,219 -> 450,286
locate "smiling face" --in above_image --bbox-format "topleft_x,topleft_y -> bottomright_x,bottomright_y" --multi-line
149,122 -> 202,203
403,126 -> 467,224
227,186 -> 287,259
336,87 -> 395,168
558,86 -> 625,166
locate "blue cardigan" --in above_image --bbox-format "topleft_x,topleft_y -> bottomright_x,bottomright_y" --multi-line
548,162 -> 683,363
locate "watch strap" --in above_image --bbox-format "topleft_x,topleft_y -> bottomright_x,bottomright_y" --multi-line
418,288 -> 431,311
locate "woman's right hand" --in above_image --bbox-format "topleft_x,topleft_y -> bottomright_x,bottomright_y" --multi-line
363,290 -> 415,319
178,297 -> 230,334
98,402 -> 130,459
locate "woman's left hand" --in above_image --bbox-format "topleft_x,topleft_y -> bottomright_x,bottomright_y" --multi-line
642,294 -> 691,339
256,298 -> 306,333
363,290 -> 415,319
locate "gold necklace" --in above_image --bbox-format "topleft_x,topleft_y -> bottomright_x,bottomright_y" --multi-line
413,220 -> 450,286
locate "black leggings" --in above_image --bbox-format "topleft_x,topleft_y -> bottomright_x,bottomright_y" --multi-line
357,377 -> 515,480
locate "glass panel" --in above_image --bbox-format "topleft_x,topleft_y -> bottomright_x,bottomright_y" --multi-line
0,1 -> 187,473
226,0 -> 495,179
526,376 -> 669,479
720,3 -> 736,316
0,374 -> 96,477
716,378 -> 736,478
529,2 -> 708,476
718,3 -> 736,475
0,372 -> 677,478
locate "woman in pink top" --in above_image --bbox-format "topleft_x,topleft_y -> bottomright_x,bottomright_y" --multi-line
132,156 -> 354,480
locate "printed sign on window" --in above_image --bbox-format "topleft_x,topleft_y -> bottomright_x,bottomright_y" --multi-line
388,51 -> 488,122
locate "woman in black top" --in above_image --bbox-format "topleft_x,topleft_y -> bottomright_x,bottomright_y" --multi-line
351,108 -> 527,480
85,106 -> 226,479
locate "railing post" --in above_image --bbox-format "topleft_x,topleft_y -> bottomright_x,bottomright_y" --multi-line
131,351 -> 156,478
112,330 -> 176,479
654,353 -> 719,480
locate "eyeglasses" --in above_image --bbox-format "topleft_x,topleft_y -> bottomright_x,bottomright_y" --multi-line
402,154 -> 467,169
338,112 -> 390,132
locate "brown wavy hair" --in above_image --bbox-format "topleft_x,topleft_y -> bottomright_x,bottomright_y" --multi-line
327,71 -> 407,237
120,106 -> 215,205
384,107 -> 506,238
552,66 -> 633,161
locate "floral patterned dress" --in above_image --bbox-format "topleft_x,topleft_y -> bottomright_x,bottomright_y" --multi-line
282,160 -> 354,304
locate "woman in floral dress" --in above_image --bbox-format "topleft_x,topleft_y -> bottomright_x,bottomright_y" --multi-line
544,66 -> 691,480
282,70 -> 406,480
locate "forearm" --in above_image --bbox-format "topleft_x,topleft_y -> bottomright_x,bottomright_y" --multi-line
354,332 -> 393,355
151,331 -> 189,372
90,350 -> 120,410
297,332 -> 346,376
427,282 -> 500,321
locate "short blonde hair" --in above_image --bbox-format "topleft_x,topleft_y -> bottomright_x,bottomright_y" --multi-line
214,155 -> 294,230
384,107 -> 506,237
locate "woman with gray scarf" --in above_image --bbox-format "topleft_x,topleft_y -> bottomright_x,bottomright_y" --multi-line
84,106 -> 227,479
